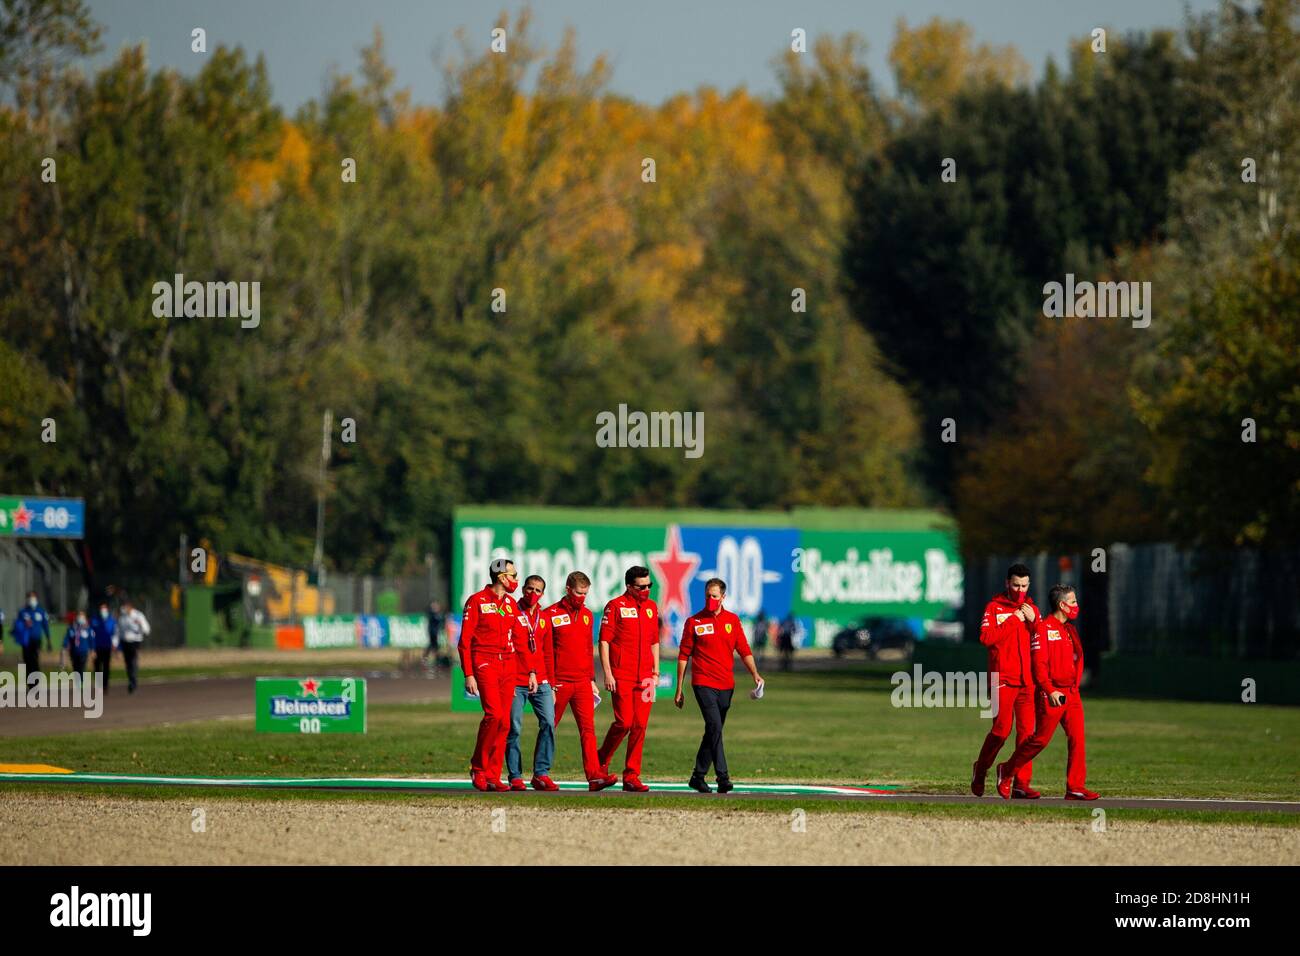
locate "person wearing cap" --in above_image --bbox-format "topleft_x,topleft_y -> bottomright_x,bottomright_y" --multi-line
997,584 -> 1099,800
459,558 -> 533,792
596,565 -> 660,791
543,571 -> 618,791
675,578 -> 763,793
504,574 -> 559,791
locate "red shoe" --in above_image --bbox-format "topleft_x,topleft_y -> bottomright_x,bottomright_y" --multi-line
970,761 -> 986,797
509,778 -> 527,791
471,772 -> 489,792
488,779 -> 512,792
622,776 -> 650,792
531,775 -> 559,792
1012,786 -> 1041,799
995,763 -> 1012,800
589,774 -> 619,792
1066,788 -> 1100,800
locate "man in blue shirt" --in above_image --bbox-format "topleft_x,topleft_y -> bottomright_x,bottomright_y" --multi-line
91,599 -> 118,693
13,590 -> 52,686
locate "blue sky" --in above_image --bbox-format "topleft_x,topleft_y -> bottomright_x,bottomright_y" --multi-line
87,0 -> 1219,110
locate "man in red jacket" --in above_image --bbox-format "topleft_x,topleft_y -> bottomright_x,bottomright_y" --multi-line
998,584 -> 1099,800
674,578 -> 764,793
504,575 -> 558,791
970,563 -> 1040,798
596,565 -> 660,791
459,557 -> 533,792
544,571 -> 618,791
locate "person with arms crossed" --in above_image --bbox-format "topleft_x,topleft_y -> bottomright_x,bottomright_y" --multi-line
998,584 -> 1099,800
674,578 -> 764,793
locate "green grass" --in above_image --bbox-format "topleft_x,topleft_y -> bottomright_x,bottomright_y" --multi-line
2,666 -> 1298,802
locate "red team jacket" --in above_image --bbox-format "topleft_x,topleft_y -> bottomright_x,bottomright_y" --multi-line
1031,616 -> 1084,692
979,592 -> 1040,687
458,586 -> 529,672
599,593 -> 660,683
540,597 -> 596,684
512,600 -> 549,686
678,609 -> 751,690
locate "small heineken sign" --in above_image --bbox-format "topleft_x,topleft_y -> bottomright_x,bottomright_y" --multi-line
255,677 -> 367,734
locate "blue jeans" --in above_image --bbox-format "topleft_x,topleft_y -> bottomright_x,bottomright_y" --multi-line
506,682 -> 555,780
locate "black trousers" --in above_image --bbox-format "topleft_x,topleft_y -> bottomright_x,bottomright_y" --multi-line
122,642 -> 140,691
69,651 -> 87,677
692,685 -> 734,780
21,641 -> 40,683
94,649 -> 112,692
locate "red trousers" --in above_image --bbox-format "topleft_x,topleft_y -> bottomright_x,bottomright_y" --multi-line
1005,688 -> 1088,792
553,680 -> 603,781
470,653 -> 517,782
597,678 -> 655,780
974,681 -> 1035,789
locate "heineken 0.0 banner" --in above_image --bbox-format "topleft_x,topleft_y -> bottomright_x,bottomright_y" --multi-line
0,496 -> 85,538
302,615 -> 426,649
451,506 -> 962,657
255,677 -> 367,734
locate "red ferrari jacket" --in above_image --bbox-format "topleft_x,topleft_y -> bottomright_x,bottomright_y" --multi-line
678,609 -> 751,690
512,600 -> 549,686
599,592 -> 660,682
458,585 -> 528,672
1031,616 -> 1084,692
541,596 -> 596,684
979,592 -> 1039,687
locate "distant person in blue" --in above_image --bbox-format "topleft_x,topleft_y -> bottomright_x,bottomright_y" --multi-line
13,590 -> 52,685
91,598 -> 118,693
61,610 -> 94,678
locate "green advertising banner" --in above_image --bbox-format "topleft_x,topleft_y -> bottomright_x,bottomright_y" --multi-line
451,506 -> 962,656
254,677 -> 367,733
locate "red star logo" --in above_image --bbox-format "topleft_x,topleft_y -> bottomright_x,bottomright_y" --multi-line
12,502 -> 33,531
299,678 -> 321,696
649,524 -> 699,619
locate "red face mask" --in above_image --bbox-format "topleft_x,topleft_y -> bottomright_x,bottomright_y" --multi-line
522,591 -> 541,608
502,577 -> 518,593
1007,587 -> 1028,605
705,596 -> 722,613
569,592 -> 586,609
1066,604 -> 1079,620
630,586 -> 649,603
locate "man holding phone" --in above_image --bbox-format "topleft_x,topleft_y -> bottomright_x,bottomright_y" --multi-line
997,584 -> 1099,800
